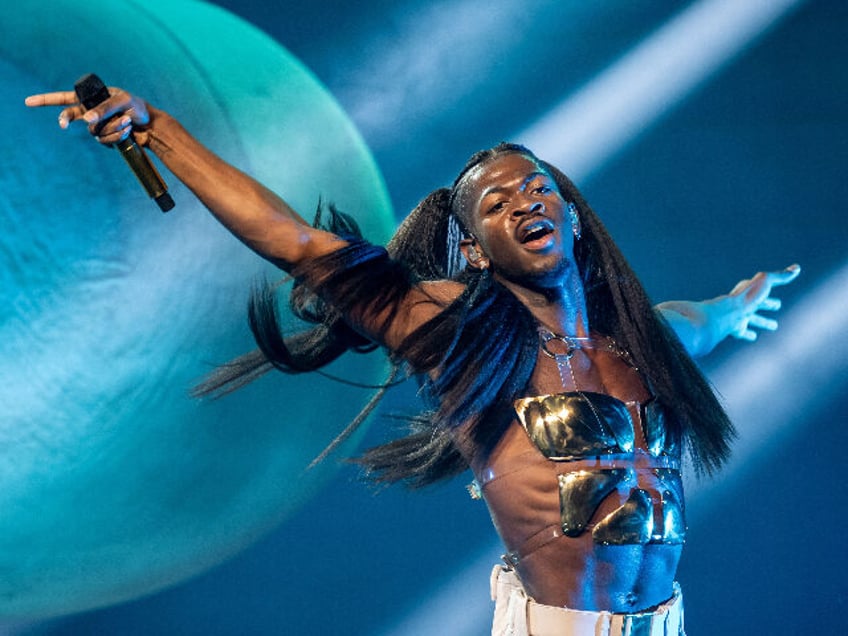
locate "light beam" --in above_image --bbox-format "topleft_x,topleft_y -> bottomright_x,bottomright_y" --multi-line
380,0 -> 808,633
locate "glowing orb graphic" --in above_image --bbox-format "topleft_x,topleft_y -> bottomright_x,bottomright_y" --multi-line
0,0 -> 393,619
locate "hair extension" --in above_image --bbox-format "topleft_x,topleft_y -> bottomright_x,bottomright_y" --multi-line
199,144 -> 734,486
357,143 -> 734,484
193,203 -> 392,398
386,187 -> 464,280
535,160 -> 735,475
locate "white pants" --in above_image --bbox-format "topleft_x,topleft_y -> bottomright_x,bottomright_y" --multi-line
490,566 -> 685,636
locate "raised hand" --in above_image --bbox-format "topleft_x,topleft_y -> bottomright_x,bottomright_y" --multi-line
26,79 -> 347,266
25,87 -> 151,146
724,264 -> 801,341
656,263 -> 801,356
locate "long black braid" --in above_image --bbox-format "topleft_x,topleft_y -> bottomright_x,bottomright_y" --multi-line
197,143 -> 735,486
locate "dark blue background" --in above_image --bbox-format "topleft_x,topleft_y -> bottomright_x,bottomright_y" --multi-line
19,1 -> 847,634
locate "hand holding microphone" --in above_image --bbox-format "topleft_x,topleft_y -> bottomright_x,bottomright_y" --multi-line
25,74 -> 174,212
74,74 -> 174,212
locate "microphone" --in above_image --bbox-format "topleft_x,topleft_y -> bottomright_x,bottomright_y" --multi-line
74,73 -> 174,212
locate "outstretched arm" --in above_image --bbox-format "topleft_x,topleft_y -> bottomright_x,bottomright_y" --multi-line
657,264 -> 801,357
25,87 -> 466,350
24,88 -> 343,270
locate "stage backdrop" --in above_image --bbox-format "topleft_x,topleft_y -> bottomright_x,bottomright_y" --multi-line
0,0 -> 393,620
4,1 -> 847,635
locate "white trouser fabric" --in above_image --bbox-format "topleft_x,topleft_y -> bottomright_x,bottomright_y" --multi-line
490,565 -> 685,636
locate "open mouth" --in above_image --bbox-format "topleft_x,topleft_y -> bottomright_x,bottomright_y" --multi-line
519,218 -> 556,245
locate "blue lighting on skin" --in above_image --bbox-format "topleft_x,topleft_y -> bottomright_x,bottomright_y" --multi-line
688,260 -> 848,503
379,0 -> 810,633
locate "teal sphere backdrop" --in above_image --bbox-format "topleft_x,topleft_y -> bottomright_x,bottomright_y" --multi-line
0,0 -> 393,619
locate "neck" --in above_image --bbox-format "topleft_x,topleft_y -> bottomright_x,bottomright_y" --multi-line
494,268 -> 589,337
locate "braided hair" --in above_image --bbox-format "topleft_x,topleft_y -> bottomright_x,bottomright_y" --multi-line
198,143 -> 735,486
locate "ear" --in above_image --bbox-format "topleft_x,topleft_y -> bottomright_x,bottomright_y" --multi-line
568,202 -> 582,240
459,237 -> 490,270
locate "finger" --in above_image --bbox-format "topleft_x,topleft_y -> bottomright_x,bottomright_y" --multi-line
736,329 -> 758,342
759,297 -> 782,312
24,91 -> 79,108
740,272 -> 770,303
729,278 -> 752,296
95,116 -> 132,144
730,264 -> 800,299
766,263 -> 801,287
82,90 -> 138,126
87,111 -> 131,138
58,105 -> 86,129
747,314 -> 778,332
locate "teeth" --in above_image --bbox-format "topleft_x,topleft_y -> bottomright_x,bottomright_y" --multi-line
521,219 -> 554,243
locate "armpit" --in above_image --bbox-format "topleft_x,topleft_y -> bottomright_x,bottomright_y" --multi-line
292,238 -> 466,352
386,280 -> 466,348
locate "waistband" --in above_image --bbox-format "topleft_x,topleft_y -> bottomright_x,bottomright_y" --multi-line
490,565 -> 685,636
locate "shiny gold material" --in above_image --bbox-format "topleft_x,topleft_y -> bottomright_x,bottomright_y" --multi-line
558,469 -> 632,537
659,489 -> 686,545
510,353 -> 683,546
655,468 -> 686,544
514,392 -> 634,460
643,400 -> 677,457
592,488 -> 654,545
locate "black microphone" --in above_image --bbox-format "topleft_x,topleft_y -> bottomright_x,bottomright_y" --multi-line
74,73 -> 174,212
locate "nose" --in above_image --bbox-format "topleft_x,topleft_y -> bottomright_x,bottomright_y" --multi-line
513,200 -> 544,218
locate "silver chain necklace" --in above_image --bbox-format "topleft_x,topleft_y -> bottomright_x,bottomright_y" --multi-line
538,330 -> 635,369
537,328 -> 635,435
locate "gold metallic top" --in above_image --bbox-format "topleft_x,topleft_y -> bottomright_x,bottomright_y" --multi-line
480,391 -> 685,558
514,391 -> 677,461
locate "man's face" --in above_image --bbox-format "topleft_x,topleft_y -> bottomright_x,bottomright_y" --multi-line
456,153 -> 575,288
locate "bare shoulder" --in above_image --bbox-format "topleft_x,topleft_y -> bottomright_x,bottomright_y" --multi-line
384,279 -> 466,349
405,280 -> 465,321
416,279 -> 466,306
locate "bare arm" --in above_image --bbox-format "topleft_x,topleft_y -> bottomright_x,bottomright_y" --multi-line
25,86 -> 471,350
657,264 -> 801,357
25,88 -> 343,270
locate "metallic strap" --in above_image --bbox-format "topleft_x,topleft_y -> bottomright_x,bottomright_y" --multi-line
656,468 -> 686,544
538,331 -> 634,366
473,451 -> 679,491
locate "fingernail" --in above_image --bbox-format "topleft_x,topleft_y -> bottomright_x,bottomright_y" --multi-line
58,115 -> 67,128
83,111 -> 99,123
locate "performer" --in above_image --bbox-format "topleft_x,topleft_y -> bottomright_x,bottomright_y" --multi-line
26,87 -> 799,635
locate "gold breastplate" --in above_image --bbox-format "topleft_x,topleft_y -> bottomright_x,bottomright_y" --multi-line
510,391 -> 685,549
514,391 -> 677,460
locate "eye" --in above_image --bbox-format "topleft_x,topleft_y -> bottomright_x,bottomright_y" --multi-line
487,200 -> 508,214
533,185 -> 553,195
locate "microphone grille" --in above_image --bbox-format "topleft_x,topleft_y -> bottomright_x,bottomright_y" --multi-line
74,73 -> 110,110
